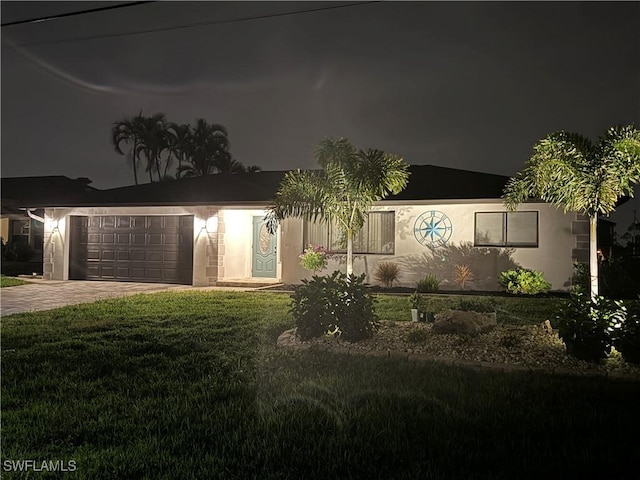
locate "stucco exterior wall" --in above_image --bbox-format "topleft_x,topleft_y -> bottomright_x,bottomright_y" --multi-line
43,206 -> 222,286
0,217 -> 9,243
281,200 -> 575,291
219,208 -> 282,280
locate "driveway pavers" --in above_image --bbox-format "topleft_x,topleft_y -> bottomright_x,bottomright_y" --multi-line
0,280 -> 247,316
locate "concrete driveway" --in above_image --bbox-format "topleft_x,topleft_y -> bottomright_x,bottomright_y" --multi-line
0,279 -> 244,316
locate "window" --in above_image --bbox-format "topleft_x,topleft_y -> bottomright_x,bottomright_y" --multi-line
475,211 -> 538,247
304,212 -> 395,254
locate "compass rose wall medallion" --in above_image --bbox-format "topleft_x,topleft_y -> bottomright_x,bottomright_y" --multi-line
414,210 -> 453,248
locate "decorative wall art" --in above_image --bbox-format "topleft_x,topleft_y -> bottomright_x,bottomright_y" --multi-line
413,210 -> 453,248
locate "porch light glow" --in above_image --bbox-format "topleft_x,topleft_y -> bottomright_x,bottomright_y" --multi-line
47,218 -> 59,231
206,216 -> 218,233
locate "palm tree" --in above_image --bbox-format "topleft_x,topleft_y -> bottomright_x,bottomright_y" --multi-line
138,113 -> 172,182
167,122 -> 192,179
265,137 -> 410,275
503,125 -> 640,299
111,112 -> 145,185
176,119 -> 233,177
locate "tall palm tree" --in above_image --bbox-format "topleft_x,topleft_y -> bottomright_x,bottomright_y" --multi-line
265,137 -> 410,275
138,113 -> 172,182
111,112 -> 145,185
167,122 -> 192,179
503,125 -> 640,299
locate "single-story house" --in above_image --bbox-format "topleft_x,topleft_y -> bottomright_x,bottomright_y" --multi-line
4,165 -> 602,290
1,176 -> 96,259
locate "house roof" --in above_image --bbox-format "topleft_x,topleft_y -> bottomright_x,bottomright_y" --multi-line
3,165 -> 512,208
1,175 -> 96,214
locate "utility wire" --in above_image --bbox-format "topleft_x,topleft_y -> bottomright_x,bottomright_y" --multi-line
1,1 -> 155,27
1,1 -> 379,49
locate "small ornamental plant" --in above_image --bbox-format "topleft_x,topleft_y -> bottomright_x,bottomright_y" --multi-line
299,245 -> 329,273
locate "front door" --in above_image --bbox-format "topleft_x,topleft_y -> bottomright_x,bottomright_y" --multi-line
252,216 -> 277,278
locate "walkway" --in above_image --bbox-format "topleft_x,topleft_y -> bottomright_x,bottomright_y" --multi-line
0,279 -> 250,316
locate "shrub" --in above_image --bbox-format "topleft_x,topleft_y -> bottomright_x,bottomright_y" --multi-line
409,291 -> 423,310
299,245 -> 329,273
416,273 -> 439,293
456,298 -> 496,314
614,302 -> 640,364
373,262 -> 400,288
290,270 -> 377,342
2,242 -> 34,262
556,293 -> 625,362
500,268 -> 551,295
453,264 -> 474,290
571,261 -> 589,295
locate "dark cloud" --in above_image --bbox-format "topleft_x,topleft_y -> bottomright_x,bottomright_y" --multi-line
1,0 -> 638,192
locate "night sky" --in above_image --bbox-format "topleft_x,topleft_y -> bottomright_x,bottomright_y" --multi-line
2,1 -> 639,230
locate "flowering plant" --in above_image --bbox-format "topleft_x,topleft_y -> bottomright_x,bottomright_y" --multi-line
299,245 -> 329,273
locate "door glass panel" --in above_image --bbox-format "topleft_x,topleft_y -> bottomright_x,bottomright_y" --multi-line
259,225 -> 271,254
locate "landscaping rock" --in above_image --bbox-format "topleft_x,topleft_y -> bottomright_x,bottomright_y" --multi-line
433,310 -> 497,336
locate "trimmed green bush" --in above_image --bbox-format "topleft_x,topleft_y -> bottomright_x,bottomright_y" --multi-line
416,273 -> 439,293
290,271 -> 378,342
500,268 -> 551,295
556,293 -> 625,362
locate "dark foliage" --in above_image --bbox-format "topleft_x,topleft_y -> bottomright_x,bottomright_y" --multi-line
1,241 -> 34,262
556,293 -> 625,362
614,301 -> 640,364
290,271 -> 378,342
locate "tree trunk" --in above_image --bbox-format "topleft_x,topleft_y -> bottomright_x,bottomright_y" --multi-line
132,140 -> 139,185
346,229 -> 353,276
589,214 -> 599,300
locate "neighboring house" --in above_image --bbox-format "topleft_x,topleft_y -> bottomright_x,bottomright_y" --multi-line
1,176 -> 96,259
8,166 -> 607,290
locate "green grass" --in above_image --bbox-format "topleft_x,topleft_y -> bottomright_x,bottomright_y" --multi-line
2,291 -> 639,479
0,275 -> 30,288
374,293 -> 565,326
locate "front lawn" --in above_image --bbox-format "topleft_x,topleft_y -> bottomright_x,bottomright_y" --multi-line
2,291 -> 639,479
0,275 -> 30,288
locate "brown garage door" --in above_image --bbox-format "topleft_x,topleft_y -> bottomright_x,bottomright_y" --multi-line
69,215 -> 193,284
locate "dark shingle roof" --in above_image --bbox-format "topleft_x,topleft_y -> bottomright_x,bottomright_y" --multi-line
1,176 -> 96,203
4,166 -> 511,208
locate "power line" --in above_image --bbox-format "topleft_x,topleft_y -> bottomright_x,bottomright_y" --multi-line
1,2 -> 155,27
1,1 -> 379,49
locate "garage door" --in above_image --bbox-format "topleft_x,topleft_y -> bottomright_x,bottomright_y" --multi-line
69,215 -> 193,284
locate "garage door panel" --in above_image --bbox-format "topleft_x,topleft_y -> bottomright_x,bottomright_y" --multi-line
132,233 -> 146,245
148,217 -> 162,228
116,217 -> 130,228
117,234 -> 130,244
148,234 -> 162,245
131,250 -> 145,261
70,215 -> 193,284
163,251 -> 178,262
164,234 -> 178,245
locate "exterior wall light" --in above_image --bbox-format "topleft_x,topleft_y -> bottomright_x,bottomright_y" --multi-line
205,216 -> 218,233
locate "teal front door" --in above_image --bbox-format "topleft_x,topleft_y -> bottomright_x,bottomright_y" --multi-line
252,216 -> 277,278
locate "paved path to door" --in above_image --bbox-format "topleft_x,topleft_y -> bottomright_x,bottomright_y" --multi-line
0,280 -> 248,316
